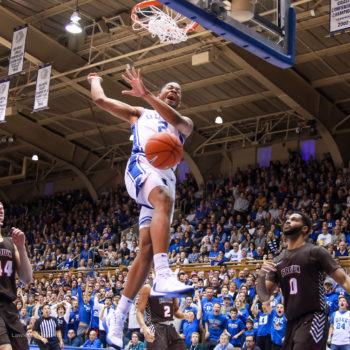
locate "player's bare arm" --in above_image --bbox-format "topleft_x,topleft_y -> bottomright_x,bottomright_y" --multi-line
136,284 -> 155,343
173,298 -> 191,320
87,73 -> 142,124
122,67 -> 193,138
257,261 -> 277,302
330,267 -> 350,294
13,227 -> 32,284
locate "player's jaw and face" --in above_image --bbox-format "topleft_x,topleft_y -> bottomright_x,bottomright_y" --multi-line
158,82 -> 182,109
283,213 -> 307,236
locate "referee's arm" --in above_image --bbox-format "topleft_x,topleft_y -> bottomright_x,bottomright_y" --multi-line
32,330 -> 48,344
56,329 -> 64,348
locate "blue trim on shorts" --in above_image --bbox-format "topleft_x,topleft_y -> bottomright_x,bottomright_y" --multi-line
140,216 -> 153,225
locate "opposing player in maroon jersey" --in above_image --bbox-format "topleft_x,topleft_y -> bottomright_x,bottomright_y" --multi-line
0,202 -> 33,350
136,282 -> 190,350
257,212 -> 350,350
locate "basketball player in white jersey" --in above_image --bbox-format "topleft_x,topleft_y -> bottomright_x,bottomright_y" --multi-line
88,67 -> 194,349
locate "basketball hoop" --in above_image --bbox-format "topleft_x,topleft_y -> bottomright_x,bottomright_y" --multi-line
131,0 -> 199,44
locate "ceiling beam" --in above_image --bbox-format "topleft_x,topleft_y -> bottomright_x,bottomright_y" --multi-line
222,45 -> 346,164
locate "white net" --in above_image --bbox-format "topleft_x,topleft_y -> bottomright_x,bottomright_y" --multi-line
132,4 -> 197,44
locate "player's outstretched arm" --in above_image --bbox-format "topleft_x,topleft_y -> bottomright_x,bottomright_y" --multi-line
330,268 -> 350,294
136,284 -> 155,343
256,261 -> 277,302
122,67 -> 193,138
12,227 -> 33,284
87,73 -> 142,124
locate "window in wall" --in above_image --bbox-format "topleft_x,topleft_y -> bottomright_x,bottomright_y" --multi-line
45,182 -> 54,196
300,140 -> 315,163
257,146 -> 272,167
177,160 -> 190,183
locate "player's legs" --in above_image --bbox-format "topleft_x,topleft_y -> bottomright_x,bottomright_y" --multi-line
147,324 -> 169,350
167,325 -> 187,350
107,225 -> 153,348
0,314 -> 28,350
283,313 -> 328,350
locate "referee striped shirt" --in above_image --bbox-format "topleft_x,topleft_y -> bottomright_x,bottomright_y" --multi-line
33,316 -> 58,338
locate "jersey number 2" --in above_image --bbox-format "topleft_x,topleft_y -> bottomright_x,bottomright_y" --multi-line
289,277 -> 298,295
0,260 -> 13,277
158,121 -> 168,132
164,305 -> 171,317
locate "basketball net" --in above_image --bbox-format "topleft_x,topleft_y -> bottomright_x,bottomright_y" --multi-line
131,0 -> 199,44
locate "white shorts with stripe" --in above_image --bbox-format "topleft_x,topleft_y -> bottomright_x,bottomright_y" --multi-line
125,153 -> 176,228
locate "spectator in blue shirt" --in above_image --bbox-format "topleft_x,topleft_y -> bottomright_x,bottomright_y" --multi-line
335,241 -> 349,257
68,299 -> 80,334
80,243 -> 93,261
213,333 -> 234,350
82,329 -> 102,348
226,308 -> 245,348
205,303 -> 228,350
64,329 -> 81,347
270,304 -> 286,350
181,300 -> 202,346
324,278 -> 339,315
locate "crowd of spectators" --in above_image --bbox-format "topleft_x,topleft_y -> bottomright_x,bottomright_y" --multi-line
4,150 -> 350,348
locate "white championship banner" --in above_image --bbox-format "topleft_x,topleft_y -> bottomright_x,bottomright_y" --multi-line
330,0 -> 350,34
0,80 -> 10,123
8,25 -> 28,76
33,64 -> 52,112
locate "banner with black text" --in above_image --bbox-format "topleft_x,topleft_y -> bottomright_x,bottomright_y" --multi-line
330,0 -> 350,34
33,64 -> 52,112
0,80 -> 10,123
8,25 -> 28,76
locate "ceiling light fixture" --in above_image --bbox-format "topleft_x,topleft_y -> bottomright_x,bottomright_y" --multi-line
215,107 -> 223,124
65,2 -> 83,34
32,154 -> 39,161
129,134 -> 134,141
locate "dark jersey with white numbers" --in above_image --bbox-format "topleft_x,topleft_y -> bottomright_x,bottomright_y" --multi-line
146,296 -> 174,331
267,243 -> 339,321
0,237 -> 17,302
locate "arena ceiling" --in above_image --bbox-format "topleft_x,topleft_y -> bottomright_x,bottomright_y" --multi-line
0,0 -> 350,195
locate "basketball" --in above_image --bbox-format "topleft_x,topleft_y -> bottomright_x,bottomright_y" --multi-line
145,132 -> 183,169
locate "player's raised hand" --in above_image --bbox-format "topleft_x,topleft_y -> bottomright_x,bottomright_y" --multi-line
0,202 -> 4,226
87,73 -> 103,85
11,227 -> 25,248
121,66 -> 147,97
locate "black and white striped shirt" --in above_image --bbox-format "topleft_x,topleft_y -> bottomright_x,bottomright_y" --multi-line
33,316 -> 58,339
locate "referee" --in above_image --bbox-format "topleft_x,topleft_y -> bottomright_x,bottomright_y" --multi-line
33,304 -> 64,350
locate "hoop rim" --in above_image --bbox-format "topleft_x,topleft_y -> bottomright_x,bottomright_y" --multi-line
131,0 -> 199,33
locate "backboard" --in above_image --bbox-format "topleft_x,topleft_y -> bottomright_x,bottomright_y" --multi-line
156,0 -> 295,68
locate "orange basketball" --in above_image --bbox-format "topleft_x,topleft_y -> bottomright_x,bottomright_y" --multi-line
145,132 -> 183,169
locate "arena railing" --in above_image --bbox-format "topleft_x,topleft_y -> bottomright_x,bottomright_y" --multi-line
33,257 -> 350,281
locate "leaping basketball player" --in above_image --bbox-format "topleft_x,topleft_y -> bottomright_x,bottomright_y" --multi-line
87,67 -> 194,349
257,212 -> 350,350
0,202 -> 33,350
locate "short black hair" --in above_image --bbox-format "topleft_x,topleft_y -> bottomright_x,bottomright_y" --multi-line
297,212 -> 312,232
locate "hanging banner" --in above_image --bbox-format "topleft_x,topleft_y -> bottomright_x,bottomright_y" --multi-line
0,80 -> 10,123
8,25 -> 28,76
33,64 -> 52,112
330,0 -> 350,34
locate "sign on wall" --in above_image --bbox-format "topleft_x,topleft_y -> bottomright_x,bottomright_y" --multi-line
330,0 -> 350,34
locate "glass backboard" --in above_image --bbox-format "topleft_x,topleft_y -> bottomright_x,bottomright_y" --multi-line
157,0 -> 295,68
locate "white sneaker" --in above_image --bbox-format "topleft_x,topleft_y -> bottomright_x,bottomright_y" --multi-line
151,269 -> 194,298
106,311 -> 126,349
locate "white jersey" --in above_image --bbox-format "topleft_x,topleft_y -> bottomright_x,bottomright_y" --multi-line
131,108 -> 184,156
125,109 -> 184,227
330,310 -> 350,345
